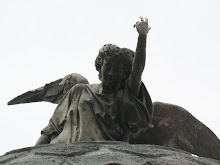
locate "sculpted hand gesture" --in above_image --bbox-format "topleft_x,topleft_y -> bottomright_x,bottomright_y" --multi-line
134,17 -> 151,35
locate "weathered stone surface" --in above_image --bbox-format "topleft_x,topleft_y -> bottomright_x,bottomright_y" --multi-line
144,102 -> 220,160
0,141 -> 219,165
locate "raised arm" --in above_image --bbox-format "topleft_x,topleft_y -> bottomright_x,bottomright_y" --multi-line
127,17 -> 151,97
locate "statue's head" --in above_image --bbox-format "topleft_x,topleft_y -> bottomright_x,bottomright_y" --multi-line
95,44 -> 134,90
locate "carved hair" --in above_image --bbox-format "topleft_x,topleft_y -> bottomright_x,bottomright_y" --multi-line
95,44 -> 135,81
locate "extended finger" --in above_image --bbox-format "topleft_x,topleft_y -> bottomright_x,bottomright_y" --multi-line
133,21 -> 140,27
139,16 -> 144,22
145,17 -> 148,22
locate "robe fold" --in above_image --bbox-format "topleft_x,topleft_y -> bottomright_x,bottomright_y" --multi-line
42,82 -> 153,144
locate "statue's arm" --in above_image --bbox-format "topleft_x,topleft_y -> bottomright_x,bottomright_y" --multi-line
127,17 -> 150,97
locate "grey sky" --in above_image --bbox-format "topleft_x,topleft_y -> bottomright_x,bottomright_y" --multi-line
0,0 -> 219,155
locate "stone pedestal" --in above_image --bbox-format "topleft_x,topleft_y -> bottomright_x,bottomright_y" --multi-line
0,141 -> 219,165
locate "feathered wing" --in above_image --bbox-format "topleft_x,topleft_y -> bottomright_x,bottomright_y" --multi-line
8,73 -> 89,105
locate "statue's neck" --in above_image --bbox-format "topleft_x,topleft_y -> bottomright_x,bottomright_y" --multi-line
98,84 -> 116,94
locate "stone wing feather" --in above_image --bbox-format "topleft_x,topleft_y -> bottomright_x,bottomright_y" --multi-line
7,73 -> 89,105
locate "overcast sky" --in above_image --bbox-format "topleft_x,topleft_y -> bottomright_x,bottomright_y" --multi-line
0,0 -> 219,155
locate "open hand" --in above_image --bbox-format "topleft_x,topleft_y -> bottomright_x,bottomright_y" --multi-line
134,17 -> 151,35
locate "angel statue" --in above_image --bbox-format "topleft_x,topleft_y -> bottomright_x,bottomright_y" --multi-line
8,17 -> 154,145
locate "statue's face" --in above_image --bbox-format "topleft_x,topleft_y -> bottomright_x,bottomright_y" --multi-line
100,59 -> 125,91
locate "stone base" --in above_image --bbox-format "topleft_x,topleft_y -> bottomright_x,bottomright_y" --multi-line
0,141 -> 219,165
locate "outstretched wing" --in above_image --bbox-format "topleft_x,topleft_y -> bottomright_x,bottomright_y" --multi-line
8,73 -> 89,105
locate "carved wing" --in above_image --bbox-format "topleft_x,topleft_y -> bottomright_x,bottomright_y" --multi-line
8,73 -> 89,105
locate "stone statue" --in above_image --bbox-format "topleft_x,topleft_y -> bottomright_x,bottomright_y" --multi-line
6,17 -> 220,161
8,17 -> 154,145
